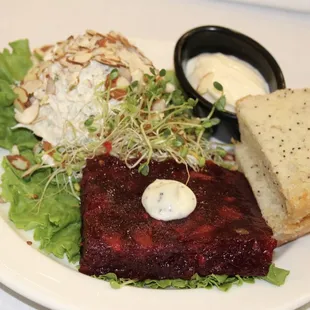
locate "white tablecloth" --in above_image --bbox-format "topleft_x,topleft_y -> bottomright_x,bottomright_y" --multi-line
224,0 -> 310,13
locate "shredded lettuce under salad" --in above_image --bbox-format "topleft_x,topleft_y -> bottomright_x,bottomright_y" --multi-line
95,264 -> 289,290
0,38 -> 289,290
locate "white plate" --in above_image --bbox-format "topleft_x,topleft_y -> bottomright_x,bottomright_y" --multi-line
1,1 -> 310,309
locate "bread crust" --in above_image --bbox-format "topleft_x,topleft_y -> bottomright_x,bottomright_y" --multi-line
277,216 -> 310,245
236,88 -> 310,223
235,141 -> 310,246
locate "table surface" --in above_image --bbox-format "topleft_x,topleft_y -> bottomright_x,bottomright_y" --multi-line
0,0 -> 310,309
225,0 -> 310,13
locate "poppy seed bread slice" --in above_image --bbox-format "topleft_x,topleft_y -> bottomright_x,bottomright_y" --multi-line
236,88 -> 310,244
235,143 -> 310,245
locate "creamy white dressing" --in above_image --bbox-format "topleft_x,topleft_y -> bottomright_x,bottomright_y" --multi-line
186,53 -> 269,113
142,179 -> 197,221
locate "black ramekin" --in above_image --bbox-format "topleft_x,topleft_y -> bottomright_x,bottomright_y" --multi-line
174,25 -> 286,142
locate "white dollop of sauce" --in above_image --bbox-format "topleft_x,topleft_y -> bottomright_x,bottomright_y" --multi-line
142,179 -> 197,221
186,53 -> 269,113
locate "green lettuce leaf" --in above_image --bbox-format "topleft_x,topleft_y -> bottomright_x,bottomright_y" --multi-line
95,264 -> 289,291
0,104 -> 38,150
0,39 -> 36,151
0,39 -> 32,83
0,80 -> 17,107
1,153 -> 81,263
261,263 -> 290,286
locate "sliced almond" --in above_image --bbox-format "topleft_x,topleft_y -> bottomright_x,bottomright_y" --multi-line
14,98 -> 31,111
94,55 -> 122,67
104,74 -> 118,89
87,30 -> 105,38
22,80 -> 43,94
152,99 -> 166,112
11,145 -> 20,155
118,67 -> 132,82
15,101 -> 40,124
46,78 -> 56,95
31,55 -> 41,67
81,62 -> 90,68
13,87 -> 28,103
78,47 -> 92,52
106,34 -> 117,44
43,141 -> 55,156
92,47 -> 106,56
43,141 -> 52,150
56,41 -> 67,52
86,29 -> 97,36
24,100 -> 32,108
101,48 -> 116,56
41,45 -> 53,53
13,99 -> 27,112
67,52 -> 92,65
24,68 -> 39,82
33,142 -> 43,155
131,69 -> 143,82
41,154 -> 55,166
116,76 -> 130,88
90,35 -> 100,47
77,36 -> 91,48
39,95 -> 49,107
106,55 -> 121,62
136,50 -> 153,66
96,38 -> 108,48
22,164 -> 41,178
66,43 -> 80,54
66,48 -> 77,54
33,48 -> 45,59
7,155 -> 31,171
165,82 -> 176,94
59,56 -> 71,67
54,47 -> 65,60
38,61 -> 53,75
110,88 -> 127,100
68,72 -> 80,91
111,32 -> 126,45
117,35 -> 131,48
